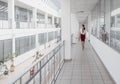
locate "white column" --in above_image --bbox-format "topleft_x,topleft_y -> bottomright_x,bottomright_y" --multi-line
8,0 -> 15,55
33,8 -> 39,51
33,8 -> 37,29
52,16 -> 55,28
45,13 -> 48,28
105,0 -> 111,44
8,0 -> 15,29
88,13 -> 91,41
36,34 -> 39,51
61,0 -> 71,60
97,2 -> 100,38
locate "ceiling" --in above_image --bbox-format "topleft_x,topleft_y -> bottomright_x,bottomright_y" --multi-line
70,0 -> 99,23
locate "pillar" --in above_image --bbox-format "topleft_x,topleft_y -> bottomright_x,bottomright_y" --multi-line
8,0 -> 15,55
88,13 -> 91,41
61,0 -> 71,60
105,0 -> 111,44
33,8 -> 37,29
52,16 -> 55,28
33,8 -> 39,51
8,0 -> 15,29
45,13 -> 48,28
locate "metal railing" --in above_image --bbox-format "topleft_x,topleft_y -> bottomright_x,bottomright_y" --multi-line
12,41 -> 65,84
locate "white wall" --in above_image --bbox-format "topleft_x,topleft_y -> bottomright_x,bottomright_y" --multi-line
90,35 -> 120,84
71,13 -> 79,43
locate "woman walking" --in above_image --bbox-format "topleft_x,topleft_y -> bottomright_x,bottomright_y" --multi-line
80,24 -> 86,50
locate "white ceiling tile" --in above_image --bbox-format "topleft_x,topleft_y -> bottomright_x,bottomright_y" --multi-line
70,0 -> 99,22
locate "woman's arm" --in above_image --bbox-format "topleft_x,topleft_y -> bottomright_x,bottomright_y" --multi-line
79,33 -> 81,41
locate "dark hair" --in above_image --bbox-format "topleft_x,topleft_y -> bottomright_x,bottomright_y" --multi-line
82,24 -> 85,27
82,24 -> 85,30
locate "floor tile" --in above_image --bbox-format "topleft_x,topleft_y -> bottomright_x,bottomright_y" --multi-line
55,42 -> 115,84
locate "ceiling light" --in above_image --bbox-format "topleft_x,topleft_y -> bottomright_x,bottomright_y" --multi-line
79,11 -> 84,13
77,11 -> 84,13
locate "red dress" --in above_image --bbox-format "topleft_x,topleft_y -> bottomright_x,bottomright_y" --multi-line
80,34 -> 85,41
80,29 -> 86,41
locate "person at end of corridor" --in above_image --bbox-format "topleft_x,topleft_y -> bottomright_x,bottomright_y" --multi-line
80,24 -> 86,50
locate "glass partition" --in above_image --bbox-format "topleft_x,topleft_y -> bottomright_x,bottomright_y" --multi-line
38,33 -> 47,45
15,35 -> 36,56
0,39 -> 12,62
37,13 -> 45,28
110,0 -> 120,52
15,6 -> 33,29
91,0 -> 109,44
0,1 -> 8,29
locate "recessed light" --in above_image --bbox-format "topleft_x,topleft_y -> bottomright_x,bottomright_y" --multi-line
80,11 -> 84,13
76,11 -> 84,13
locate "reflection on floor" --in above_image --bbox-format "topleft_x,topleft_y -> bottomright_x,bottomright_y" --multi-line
55,41 -> 115,84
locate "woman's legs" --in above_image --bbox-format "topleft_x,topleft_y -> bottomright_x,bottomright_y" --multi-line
81,41 -> 85,50
81,41 -> 84,49
83,41 -> 85,49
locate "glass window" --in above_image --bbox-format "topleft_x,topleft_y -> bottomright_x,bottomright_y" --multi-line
0,1 -> 8,29
48,32 -> 54,42
110,0 -> 120,52
0,1 -> 8,20
57,30 -> 61,42
44,33 -> 47,43
91,0 -> 109,44
4,39 -> 12,61
0,39 -> 12,62
19,37 -> 25,54
15,38 -> 20,55
15,6 -> 27,22
48,16 -> 52,24
15,35 -> 36,56
24,36 -> 29,52
55,31 -> 58,39
15,6 -> 33,29
0,40 -> 4,62
37,13 -> 45,24
31,35 -> 35,49
38,33 -> 46,45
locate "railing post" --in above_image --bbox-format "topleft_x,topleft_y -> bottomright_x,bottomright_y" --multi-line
54,50 -> 56,84
40,61 -> 41,84
63,41 -> 65,61
20,77 -> 22,84
12,41 -> 65,84
58,44 -> 61,72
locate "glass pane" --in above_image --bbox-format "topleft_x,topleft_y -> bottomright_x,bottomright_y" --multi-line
0,40 -> 4,62
15,38 -> 20,56
20,37 -> 25,54
110,0 -> 120,53
4,39 -> 12,61
31,35 -> 35,49
15,6 -> 33,29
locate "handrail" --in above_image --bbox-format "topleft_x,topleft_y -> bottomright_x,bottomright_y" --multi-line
11,41 -> 65,84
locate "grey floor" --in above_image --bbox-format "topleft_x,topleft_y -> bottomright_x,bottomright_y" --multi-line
55,41 -> 115,84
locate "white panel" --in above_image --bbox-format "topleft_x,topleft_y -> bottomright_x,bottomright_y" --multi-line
71,13 -> 79,43
90,35 -> 120,84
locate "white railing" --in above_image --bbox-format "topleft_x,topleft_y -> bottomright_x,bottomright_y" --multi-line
11,41 -> 65,84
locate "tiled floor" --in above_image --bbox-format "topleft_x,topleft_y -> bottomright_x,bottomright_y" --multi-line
55,41 -> 115,84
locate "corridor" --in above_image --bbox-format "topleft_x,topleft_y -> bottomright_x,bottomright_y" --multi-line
55,40 -> 115,84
